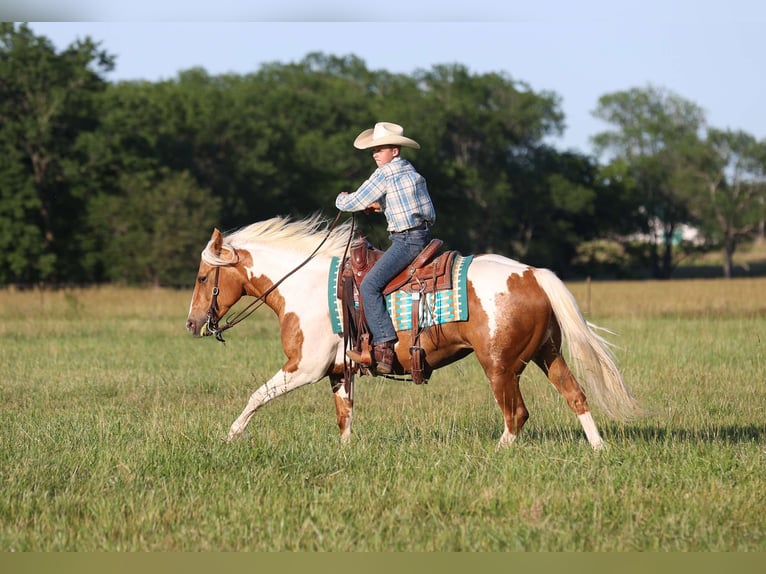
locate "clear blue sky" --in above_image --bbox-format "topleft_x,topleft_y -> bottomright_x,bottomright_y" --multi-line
12,1 -> 766,155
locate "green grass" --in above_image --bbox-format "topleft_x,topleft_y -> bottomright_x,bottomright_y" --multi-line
0,282 -> 764,551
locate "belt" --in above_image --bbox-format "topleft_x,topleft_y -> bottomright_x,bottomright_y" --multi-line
391,222 -> 429,235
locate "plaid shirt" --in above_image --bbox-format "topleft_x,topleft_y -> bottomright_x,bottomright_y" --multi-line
336,157 -> 436,232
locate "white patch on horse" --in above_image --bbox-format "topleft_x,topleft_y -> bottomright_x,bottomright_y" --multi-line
497,428 -> 518,449
243,263 -> 257,281
468,254 -> 529,338
241,253 -> 341,378
578,412 -> 605,450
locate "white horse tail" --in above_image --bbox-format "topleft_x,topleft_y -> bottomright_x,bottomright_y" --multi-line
532,268 -> 642,421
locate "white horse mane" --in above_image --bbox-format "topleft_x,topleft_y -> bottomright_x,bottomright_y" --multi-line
202,213 -> 354,265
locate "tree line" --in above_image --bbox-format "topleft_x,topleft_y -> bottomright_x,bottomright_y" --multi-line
2,23 -> 764,287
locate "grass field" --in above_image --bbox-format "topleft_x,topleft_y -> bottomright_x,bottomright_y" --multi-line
0,279 -> 764,551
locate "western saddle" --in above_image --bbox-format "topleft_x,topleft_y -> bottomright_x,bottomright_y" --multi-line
338,235 -> 458,384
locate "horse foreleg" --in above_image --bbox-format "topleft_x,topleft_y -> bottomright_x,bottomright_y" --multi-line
227,368 -> 315,441
329,374 -> 354,445
535,342 -> 605,451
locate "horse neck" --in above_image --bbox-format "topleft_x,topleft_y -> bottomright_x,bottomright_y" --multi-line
242,247 -> 331,316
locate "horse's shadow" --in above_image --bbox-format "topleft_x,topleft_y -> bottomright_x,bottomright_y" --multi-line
362,420 -> 764,447
526,422 -> 764,445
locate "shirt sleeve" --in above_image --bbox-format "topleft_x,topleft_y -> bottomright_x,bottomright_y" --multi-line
335,169 -> 386,212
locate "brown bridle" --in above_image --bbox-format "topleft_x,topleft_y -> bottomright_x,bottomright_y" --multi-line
202,211 -> 350,343
203,265 -> 226,342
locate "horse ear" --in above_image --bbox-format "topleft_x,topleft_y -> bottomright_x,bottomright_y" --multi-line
210,228 -> 238,264
211,228 -> 224,256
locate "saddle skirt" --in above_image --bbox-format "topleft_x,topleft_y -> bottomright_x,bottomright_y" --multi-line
327,240 -> 473,334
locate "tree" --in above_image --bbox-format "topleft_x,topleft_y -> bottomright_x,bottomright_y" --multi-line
165,55 -> 375,231
87,169 -> 221,286
0,23 -> 114,284
4,29 -> 664,285
591,85 -> 707,278
75,78 -> 228,285
693,129 -> 766,278
522,147 -> 643,276
407,64 -> 566,258
245,53 -> 375,221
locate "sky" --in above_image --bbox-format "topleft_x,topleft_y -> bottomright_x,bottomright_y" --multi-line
9,1 -> 766,156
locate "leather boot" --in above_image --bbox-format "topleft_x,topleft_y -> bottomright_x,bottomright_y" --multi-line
372,341 -> 395,375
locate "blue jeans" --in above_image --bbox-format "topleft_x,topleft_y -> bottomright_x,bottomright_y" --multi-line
360,228 -> 431,345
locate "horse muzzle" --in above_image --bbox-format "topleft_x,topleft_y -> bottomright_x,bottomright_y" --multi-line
187,315 -> 227,342
186,316 -> 214,338
186,318 -> 202,337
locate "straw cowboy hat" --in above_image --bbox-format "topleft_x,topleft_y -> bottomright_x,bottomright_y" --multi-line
353,122 -> 421,150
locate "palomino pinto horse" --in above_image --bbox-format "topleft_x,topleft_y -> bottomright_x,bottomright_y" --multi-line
186,214 -> 640,450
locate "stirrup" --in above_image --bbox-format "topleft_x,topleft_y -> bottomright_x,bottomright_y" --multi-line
346,347 -> 371,366
347,333 -> 373,366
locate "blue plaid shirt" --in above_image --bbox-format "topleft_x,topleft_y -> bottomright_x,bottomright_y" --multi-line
336,157 -> 436,232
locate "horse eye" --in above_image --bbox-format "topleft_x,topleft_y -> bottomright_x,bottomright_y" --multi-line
198,276 -> 207,284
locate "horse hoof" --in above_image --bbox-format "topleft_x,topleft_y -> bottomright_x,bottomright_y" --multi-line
227,429 -> 250,442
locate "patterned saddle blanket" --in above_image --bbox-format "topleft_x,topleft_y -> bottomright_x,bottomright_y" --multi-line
327,253 -> 473,334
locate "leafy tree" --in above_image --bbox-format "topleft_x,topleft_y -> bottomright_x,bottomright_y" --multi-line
592,85 -> 707,278
10,26 -> 727,287
0,22 -> 114,283
243,53 -> 376,220
0,147 -> 52,283
76,76 -> 236,285
692,129 -> 766,277
405,64 -> 565,258
523,147 -> 630,275
158,55 -> 375,232
88,169 -> 220,286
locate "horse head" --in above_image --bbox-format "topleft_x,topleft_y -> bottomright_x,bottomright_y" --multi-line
186,228 -> 248,338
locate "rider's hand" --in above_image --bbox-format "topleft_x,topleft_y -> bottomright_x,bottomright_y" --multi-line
365,201 -> 382,214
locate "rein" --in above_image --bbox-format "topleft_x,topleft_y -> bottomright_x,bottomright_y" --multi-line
203,211 -> 346,343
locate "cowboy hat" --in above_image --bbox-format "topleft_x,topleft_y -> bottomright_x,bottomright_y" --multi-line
353,122 -> 421,150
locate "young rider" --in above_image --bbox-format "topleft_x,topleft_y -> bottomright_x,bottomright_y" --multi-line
335,122 -> 436,374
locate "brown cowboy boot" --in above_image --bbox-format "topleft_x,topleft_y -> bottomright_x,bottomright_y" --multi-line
372,340 -> 395,375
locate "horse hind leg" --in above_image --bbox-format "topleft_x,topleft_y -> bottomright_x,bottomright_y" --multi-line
481,364 -> 529,449
496,377 -> 529,449
534,339 -> 605,450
